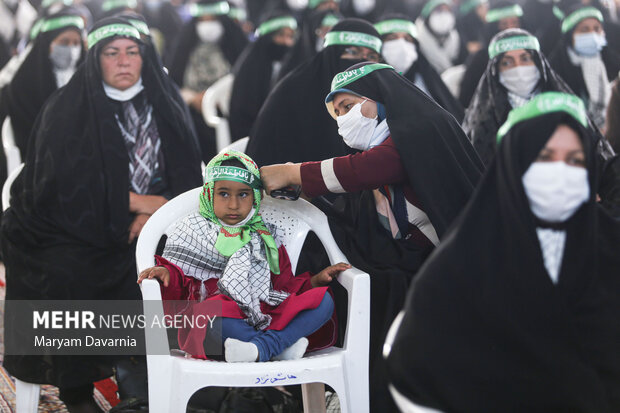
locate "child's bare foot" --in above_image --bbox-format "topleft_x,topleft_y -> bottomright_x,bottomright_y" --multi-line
273,337 -> 308,361
224,338 -> 259,362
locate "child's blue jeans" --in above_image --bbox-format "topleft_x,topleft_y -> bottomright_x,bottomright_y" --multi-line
220,293 -> 334,361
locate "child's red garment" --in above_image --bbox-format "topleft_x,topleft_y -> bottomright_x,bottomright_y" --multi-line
155,245 -> 338,358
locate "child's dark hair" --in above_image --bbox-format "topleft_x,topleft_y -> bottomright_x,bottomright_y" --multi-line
220,159 -> 247,169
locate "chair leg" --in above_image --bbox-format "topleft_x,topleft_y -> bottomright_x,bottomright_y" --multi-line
15,379 -> 39,413
301,383 -> 326,413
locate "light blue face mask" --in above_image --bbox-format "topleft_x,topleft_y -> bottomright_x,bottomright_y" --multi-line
573,32 -> 607,57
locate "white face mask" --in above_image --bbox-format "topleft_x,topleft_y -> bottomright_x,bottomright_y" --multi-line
287,0 -> 308,10
381,38 -> 418,74
499,65 -> 541,97
573,32 -> 607,57
49,44 -> 81,70
337,100 -> 378,150
353,0 -> 376,14
196,20 -> 224,43
103,76 -> 144,101
428,10 -> 455,35
522,161 -> 590,223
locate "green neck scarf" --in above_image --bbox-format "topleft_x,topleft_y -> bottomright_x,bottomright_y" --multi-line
199,151 -> 280,274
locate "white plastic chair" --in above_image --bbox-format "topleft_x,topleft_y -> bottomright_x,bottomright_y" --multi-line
440,64 -> 466,99
2,162 -> 24,212
2,117 -> 22,177
218,136 -> 249,154
201,74 -> 234,153
136,188 -> 371,413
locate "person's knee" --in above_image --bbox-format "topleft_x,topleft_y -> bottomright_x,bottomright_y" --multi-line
319,293 -> 334,319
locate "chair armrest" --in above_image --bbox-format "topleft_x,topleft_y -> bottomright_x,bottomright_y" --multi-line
140,279 -> 171,353
140,278 -> 163,301
336,267 -> 370,355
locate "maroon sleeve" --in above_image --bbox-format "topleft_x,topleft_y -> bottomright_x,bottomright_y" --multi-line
154,255 -> 198,301
299,137 -> 406,197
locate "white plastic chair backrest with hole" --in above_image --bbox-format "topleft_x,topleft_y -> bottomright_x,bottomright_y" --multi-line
2,162 -> 24,212
136,187 -> 371,413
2,117 -> 22,177
218,136 -> 249,155
201,74 -> 234,152
440,64 -> 466,99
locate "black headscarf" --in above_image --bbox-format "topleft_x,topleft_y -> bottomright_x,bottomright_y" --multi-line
166,0 -> 249,87
458,1 -> 523,108
386,97 -> 620,412
229,12 -> 297,142
376,13 -> 464,121
1,16 -> 202,387
463,28 -> 573,166
278,8 -> 343,80
245,18 -> 382,166
521,0 -> 562,54
455,0 -> 486,46
315,62 -> 482,412
548,4 -> 620,105
0,7 -> 85,158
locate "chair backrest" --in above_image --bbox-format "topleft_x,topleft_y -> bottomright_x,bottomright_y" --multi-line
218,136 -> 249,155
440,64 -> 466,99
2,162 -> 24,212
202,74 -> 235,152
135,187 -> 347,275
2,117 -> 22,177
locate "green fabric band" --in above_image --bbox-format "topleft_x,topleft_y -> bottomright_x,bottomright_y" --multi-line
205,166 -> 263,190
29,19 -> 44,39
87,23 -> 140,49
321,13 -> 340,27
497,92 -> 588,142
330,63 -> 393,93
309,0 -> 340,8
561,7 -> 603,33
228,7 -> 247,20
488,35 -> 540,59
323,31 -> 382,53
421,0 -> 451,19
129,19 -> 149,35
41,0 -> 72,9
374,19 -> 417,39
552,6 -> 565,21
485,4 -> 523,23
101,0 -> 137,11
40,15 -> 84,33
460,0 -> 486,15
256,16 -> 297,37
189,1 -> 230,17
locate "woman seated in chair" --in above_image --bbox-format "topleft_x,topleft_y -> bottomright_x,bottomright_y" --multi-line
385,92 -> 620,412
139,151 -> 348,362
1,16 -> 201,412
260,61 -> 483,412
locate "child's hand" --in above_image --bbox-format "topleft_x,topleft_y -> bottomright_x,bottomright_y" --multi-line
137,266 -> 171,287
311,262 -> 351,288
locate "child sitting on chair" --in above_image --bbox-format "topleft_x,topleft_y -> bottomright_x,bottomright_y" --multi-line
138,151 -> 349,362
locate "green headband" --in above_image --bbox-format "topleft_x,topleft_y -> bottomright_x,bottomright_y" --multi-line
488,35 -> 539,59
40,15 -> 84,33
87,23 -> 140,49
321,13 -> 340,27
329,63 -> 392,94
309,0 -> 340,8
101,0 -> 137,11
323,31 -> 382,53
129,19 -> 150,35
496,92 -> 587,142
256,16 -> 297,37
189,1 -> 230,17
561,7 -> 603,33
460,0 -> 487,15
485,4 -> 523,23
41,0 -> 72,8
205,166 -> 263,190
29,19 -> 44,39
228,7 -> 247,21
374,19 -> 417,39
421,0 -> 451,19
552,5 -> 565,21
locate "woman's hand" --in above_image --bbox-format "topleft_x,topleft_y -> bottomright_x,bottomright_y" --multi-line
129,192 -> 167,215
128,213 -> 150,244
260,163 -> 302,195
311,262 -> 351,288
137,266 -> 171,287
